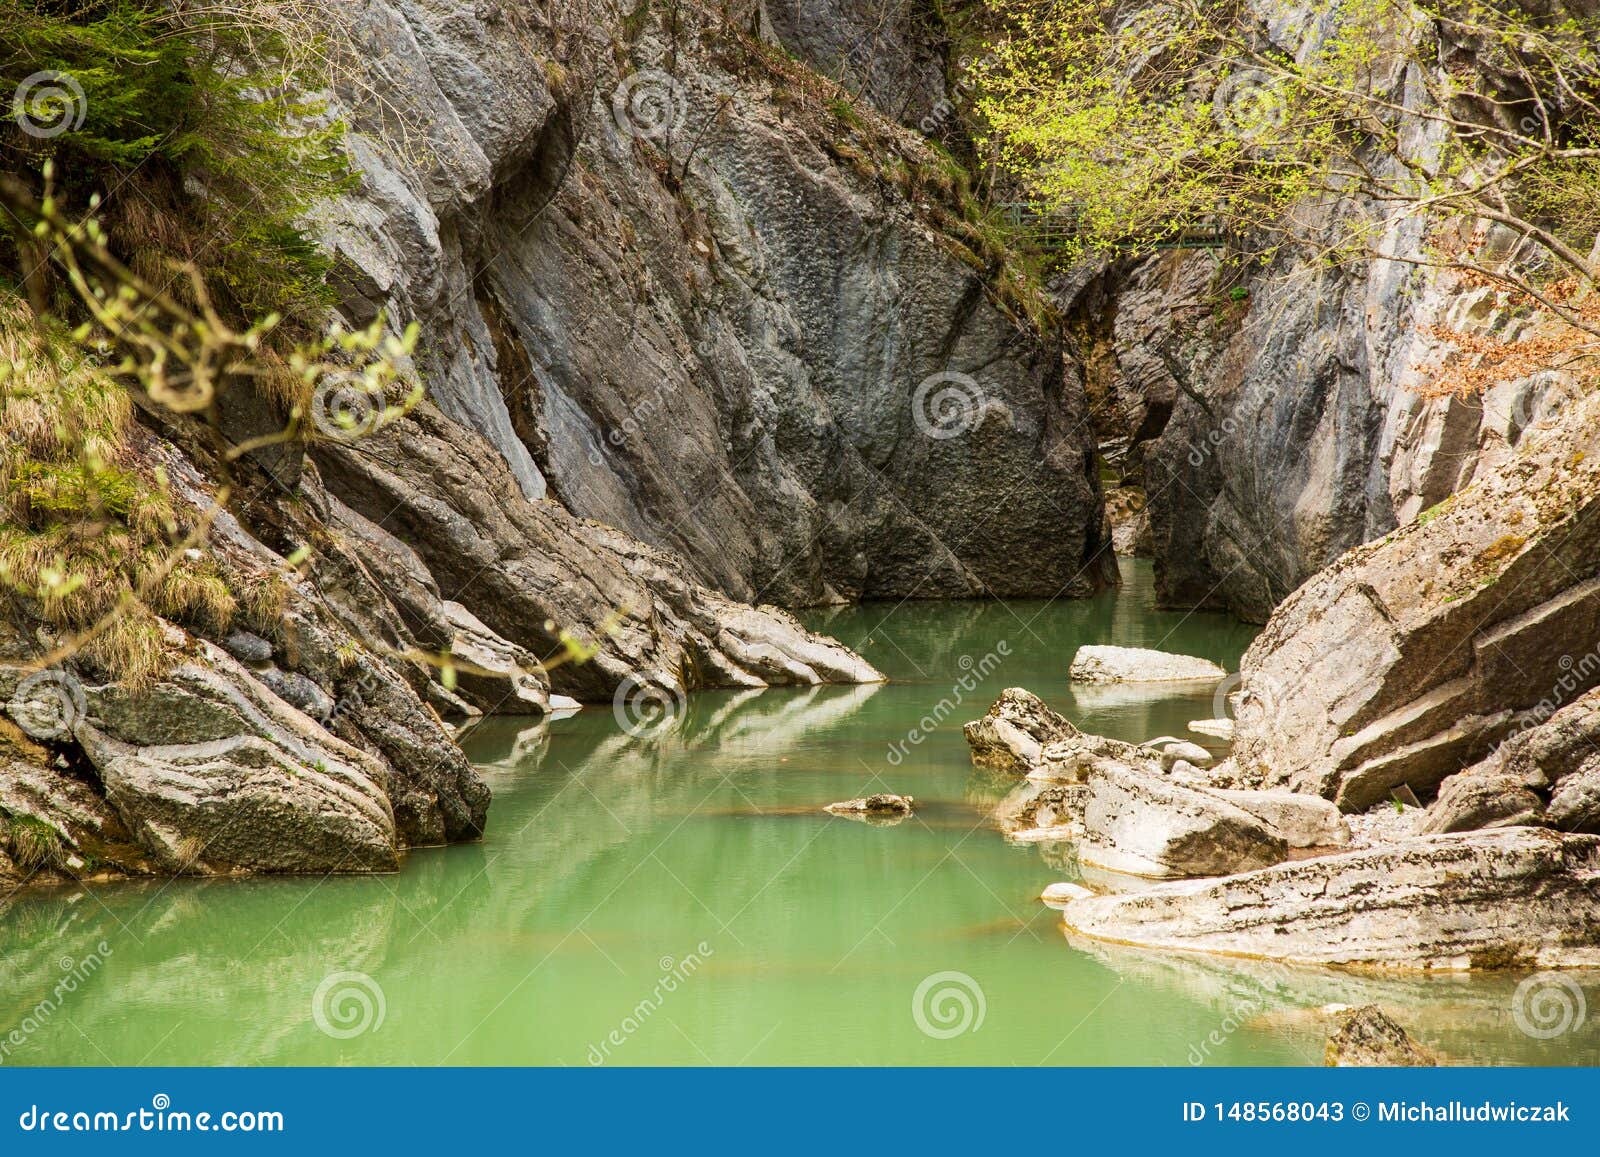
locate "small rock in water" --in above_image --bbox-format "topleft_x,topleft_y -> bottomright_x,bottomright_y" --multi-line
825,793 -> 914,824
1041,881 -> 1095,906
1069,645 -> 1227,685
1188,718 -> 1235,741
1324,1006 -> 1436,1067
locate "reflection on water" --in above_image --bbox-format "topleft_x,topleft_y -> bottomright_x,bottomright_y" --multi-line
0,563 -> 1593,1065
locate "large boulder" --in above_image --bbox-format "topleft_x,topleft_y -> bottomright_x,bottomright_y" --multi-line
71,645 -> 400,875
1069,646 -> 1226,684
963,688 -> 1079,772
1058,828 -> 1600,969
1034,732 -> 1154,782
1207,788 -> 1350,849
1232,392 -> 1600,810
1080,760 -> 1288,878
1422,771 -> 1546,834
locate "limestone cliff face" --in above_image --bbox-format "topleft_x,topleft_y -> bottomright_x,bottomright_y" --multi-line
1231,391 -> 1600,812
320,0 -> 1112,607
1070,2 -> 1579,622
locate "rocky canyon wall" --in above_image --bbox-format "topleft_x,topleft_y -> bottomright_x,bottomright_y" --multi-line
322,0 -> 1112,608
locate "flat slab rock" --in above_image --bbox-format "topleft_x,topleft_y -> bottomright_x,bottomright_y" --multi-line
1188,719 -> 1235,741
1069,646 -> 1226,685
1058,828 -> 1600,970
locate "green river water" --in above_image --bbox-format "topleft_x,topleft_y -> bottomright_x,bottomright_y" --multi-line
3,562 -> 1595,1066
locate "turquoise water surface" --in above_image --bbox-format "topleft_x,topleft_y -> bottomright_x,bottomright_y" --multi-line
2,563 -> 1594,1065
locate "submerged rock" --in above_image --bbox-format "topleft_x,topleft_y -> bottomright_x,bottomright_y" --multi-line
1325,1006 -> 1436,1067
1042,881 -> 1095,905
994,781 -> 1085,841
1058,828 -> 1600,969
1069,646 -> 1226,685
963,688 -> 1079,773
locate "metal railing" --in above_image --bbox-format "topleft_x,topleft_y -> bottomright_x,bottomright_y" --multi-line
997,202 -> 1228,253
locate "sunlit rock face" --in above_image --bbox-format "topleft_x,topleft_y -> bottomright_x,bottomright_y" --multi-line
1231,393 -> 1600,811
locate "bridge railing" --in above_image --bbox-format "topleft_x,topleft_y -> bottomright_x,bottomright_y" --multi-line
996,201 -> 1228,253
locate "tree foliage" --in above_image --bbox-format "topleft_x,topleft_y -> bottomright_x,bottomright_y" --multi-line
972,0 -> 1600,305
1,0 -> 353,319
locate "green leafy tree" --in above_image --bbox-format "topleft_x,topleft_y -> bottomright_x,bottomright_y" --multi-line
972,0 -> 1600,328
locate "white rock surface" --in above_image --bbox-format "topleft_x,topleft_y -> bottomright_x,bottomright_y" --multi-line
1145,738 -> 1215,769
1059,828 -> 1600,969
1042,881 -> 1096,906
1188,719 -> 1235,740
1069,646 -> 1227,685
1080,760 -> 1287,878
963,687 -> 1078,773
1209,788 -> 1351,848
